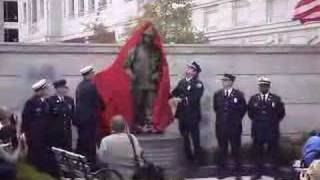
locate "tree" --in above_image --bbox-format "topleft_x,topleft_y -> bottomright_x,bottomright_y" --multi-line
81,1 -> 116,43
131,0 -> 208,44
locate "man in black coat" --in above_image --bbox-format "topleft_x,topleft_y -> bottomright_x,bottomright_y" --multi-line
248,77 -> 285,180
22,79 -> 50,172
213,74 -> 247,171
47,79 -> 74,151
75,65 -> 105,164
171,61 -> 204,162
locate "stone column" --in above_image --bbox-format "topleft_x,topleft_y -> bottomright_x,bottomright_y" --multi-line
47,0 -> 63,41
0,0 -> 5,42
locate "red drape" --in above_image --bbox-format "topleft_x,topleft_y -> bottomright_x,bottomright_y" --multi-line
95,21 -> 173,135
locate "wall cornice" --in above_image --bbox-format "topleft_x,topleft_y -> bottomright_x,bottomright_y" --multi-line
0,43 -> 319,54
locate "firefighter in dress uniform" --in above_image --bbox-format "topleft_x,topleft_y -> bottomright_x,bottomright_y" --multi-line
22,79 -> 51,173
213,74 -> 247,175
248,77 -> 285,180
171,61 -> 204,162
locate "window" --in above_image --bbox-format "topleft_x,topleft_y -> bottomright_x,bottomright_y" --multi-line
233,0 -> 250,26
23,3 -> 27,23
32,0 -> 37,23
4,29 -> 18,42
40,0 -> 44,18
89,0 -> 95,12
69,0 -> 75,17
79,0 -> 84,16
267,0 -> 288,23
4,1 -> 18,22
204,5 -> 218,31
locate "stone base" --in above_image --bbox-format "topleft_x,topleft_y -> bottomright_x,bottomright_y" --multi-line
137,127 -> 188,176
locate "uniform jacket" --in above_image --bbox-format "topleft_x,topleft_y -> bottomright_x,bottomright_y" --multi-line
75,79 -> 104,126
47,95 -> 75,149
248,93 -> 285,141
171,77 -> 204,124
22,96 -> 49,147
213,89 -> 247,125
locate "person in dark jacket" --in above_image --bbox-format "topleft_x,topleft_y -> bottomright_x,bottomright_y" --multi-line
75,65 -> 105,164
47,79 -> 74,151
213,74 -> 247,172
248,77 -> 285,180
171,61 -> 204,162
22,79 -> 50,172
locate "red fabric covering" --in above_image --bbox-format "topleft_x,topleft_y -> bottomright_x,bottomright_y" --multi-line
95,21 -> 173,135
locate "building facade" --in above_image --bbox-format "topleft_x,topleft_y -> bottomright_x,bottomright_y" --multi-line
192,0 -> 320,45
18,0 -> 149,43
0,0 -> 18,42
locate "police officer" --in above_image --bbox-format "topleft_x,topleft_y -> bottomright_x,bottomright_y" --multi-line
47,79 -> 74,151
248,77 -> 285,180
75,65 -> 105,164
213,74 -> 247,171
22,79 -> 50,172
171,61 -> 204,162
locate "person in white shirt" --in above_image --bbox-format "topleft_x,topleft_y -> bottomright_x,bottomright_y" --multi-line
97,115 -> 143,180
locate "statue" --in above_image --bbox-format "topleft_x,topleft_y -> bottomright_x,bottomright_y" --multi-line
95,21 -> 173,135
124,26 -> 161,132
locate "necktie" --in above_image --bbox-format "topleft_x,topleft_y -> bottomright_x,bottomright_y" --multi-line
263,95 -> 266,102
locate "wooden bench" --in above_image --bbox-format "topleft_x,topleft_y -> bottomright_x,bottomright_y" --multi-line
51,147 -> 123,180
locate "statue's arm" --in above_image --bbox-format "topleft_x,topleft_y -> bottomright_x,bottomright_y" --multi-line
124,48 -> 136,80
151,51 -> 162,81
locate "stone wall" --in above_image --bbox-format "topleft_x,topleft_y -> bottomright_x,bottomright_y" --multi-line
0,43 -> 319,148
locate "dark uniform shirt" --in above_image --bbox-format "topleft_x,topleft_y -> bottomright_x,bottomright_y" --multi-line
47,95 -> 75,150
248,93 -> 285,141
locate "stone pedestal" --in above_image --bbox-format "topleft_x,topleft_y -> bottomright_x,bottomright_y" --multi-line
137,127 -> 188,176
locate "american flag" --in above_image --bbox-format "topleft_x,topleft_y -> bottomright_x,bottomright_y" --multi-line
294,0 -> 320,23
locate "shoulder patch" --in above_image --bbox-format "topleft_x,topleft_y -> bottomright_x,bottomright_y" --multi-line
196,83 -> 203,88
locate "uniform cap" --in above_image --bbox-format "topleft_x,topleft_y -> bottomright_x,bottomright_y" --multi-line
222,74 -> 236,81
32,79 -> 49,91
258,77 -> 271,85
80,65 -> 95,75
187,61 -> 202,73
53,79 -> 67,89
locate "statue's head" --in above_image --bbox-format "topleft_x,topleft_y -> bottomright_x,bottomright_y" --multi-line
142,26 -> 155,46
